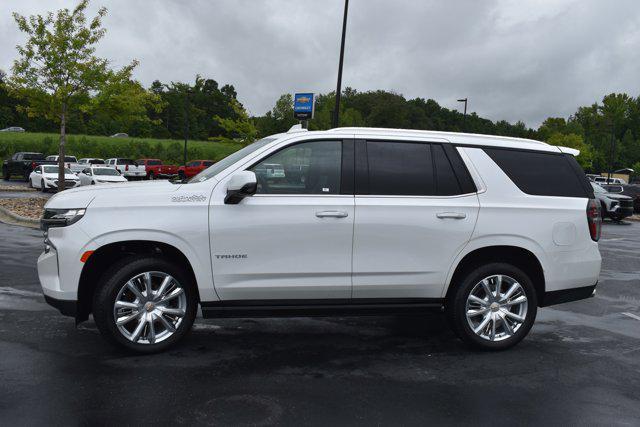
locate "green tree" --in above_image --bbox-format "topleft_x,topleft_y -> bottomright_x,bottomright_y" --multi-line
214,99 -> 257,144
8,0 -> 137,190
547,132 -> 594,170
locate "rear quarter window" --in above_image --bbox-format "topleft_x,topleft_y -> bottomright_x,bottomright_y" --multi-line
484,148 -> 591,198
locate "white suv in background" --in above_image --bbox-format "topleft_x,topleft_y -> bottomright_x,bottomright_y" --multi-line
38,126 -> 602,353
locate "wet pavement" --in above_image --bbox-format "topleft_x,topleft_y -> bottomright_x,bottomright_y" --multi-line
0,221 -> 639,425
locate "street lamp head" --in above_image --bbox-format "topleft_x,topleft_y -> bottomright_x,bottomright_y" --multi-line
457,98 -> 467,102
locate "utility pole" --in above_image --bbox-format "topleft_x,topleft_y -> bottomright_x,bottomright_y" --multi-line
183,89 -> 191,167
332,0 -> 349,128
457,98 -> 468,132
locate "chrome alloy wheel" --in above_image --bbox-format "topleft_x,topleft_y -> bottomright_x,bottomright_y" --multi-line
113,271 -> 187,345
465,274 -> 528,342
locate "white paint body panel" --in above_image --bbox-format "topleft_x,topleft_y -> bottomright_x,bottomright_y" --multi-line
37,127 -> 601,308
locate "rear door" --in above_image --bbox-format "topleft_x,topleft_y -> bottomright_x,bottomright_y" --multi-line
352,139 -> 479,299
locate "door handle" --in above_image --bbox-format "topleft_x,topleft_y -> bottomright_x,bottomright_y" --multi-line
316,211 -> 349,218
436,212 -> 467,219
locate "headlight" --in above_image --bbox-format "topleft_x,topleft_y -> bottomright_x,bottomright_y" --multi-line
41,208 -> 86,231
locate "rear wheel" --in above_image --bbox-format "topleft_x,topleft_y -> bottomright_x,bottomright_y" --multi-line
3,169 -> 9,181
447,263 -> 537,350
93,256 -> 198,353
148,171 -> 155,180
178,171 -> 186,181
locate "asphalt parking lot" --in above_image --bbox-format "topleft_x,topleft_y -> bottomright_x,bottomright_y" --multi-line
1,221 -> 639,425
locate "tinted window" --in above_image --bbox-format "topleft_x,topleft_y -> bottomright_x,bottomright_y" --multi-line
145,159 -> 161,165
433,144 -> 462,195
23,153 -> 45,161
250,140 -> 341,194
90,159 -> 105,164
187,161 -> 199,167
117,158 -> 137,165
203,161 -> 214,167
485,148 -> 589,198
366,141 -> 434,196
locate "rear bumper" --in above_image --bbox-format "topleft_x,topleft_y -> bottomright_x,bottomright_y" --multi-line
44,295 -> 77,317
540,283 -> 597,307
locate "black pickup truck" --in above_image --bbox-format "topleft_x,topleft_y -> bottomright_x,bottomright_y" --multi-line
2,152 -> 57,181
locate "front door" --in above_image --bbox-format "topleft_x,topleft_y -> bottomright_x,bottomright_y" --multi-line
352,140 -> 479,299
210,139 -> 354,301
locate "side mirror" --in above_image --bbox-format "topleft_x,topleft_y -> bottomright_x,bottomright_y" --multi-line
224,171 -> 257,204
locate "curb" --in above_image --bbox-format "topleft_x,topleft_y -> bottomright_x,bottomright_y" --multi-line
0,186 -> 37,193
0,205 -> 40,229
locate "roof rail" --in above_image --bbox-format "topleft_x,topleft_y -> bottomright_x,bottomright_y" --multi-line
287,124 -> 307,134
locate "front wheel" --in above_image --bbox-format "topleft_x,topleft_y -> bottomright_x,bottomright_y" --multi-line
93,256 -> 198,353
40,180 -> 47,193
447,263 -> 537,351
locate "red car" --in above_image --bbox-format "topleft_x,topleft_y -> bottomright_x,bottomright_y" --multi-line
137,158 -> 179,180
178,160 -> 214,180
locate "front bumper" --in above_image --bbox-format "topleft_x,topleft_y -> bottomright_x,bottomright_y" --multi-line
44,295 -> 77,317
45,179 -> 80,189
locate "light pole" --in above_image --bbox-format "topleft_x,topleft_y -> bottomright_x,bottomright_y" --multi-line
457,98 -> 468,131
607,121 -> 616,182
332,0 -> 349,128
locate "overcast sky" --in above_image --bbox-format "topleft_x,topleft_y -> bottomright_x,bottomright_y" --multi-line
2,0 -> 640,127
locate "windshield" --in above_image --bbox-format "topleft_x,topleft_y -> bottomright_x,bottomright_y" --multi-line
591,182 -> 607,194
94,168 -> 120,176
145,160 -> 161,165
64,156 -> 77,162
43,166 -> 72,174
189,137 -> 278,183
23,153 -> 45,161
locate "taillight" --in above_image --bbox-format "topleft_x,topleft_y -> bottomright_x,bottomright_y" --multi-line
31,161 -> 36,169
125,164 -> 129,171
587,199 -> 601,242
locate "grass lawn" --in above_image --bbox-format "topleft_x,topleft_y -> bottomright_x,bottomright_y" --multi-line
0,132 -> 245,164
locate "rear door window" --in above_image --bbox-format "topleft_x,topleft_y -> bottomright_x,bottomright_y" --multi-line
484,148 -> 590,198
366,141 -> 434,196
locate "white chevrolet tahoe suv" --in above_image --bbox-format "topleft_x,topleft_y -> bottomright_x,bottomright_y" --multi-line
38,126 -> 602,353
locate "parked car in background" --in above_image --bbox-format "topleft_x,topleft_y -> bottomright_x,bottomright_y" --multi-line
586,174 -> 600,182
619,184 -> 640,213
105,158 -> 146,180
78,166 -> 128,186
591,182 -> 634,221
594,176 -> 627,184
3,152 -> 56,181
0,126 -> 25,132
137,158 -> 179,180
78,158 -> 105,166
29,165 -> 80,192
110,133 -> 129,138
46,155 -> 83,173
177,160 -> 214,180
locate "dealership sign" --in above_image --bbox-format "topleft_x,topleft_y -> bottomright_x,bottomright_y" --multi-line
293,93 -> 315,120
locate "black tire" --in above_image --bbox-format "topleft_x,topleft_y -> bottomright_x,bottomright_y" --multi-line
23,172 -> 30,182
3,169 -> 9,181
178,171 -> 186,181
148,171 -> 155,180
41,180 -> 47,193
93,256 -> 198,353
446,262 -> 538,351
